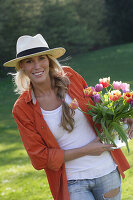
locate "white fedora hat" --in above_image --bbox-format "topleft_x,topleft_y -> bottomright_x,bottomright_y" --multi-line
3,34 -> 66,68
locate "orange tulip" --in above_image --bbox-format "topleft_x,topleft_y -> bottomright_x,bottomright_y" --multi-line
83,87 -> 94,97
69,99 -> 79,110
123,92 -> 133,103
109,90 -> 121,101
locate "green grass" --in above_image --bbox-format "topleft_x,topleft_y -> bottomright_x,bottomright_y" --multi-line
1,42 -> 133,199
66,42 -> 133,87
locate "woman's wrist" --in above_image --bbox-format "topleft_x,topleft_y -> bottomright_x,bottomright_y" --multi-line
64,145 -> 88,162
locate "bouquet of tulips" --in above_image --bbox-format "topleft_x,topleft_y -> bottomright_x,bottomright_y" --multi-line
69,77 -> 133,152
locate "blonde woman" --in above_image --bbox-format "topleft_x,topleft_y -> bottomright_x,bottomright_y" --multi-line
4,34 -> 131,200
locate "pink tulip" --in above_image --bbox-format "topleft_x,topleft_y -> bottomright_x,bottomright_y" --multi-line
113,81 -> 122,90
91,86 -> 96,92
120,83 -> 130,91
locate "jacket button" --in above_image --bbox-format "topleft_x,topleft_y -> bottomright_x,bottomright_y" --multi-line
41,126 -> 44,129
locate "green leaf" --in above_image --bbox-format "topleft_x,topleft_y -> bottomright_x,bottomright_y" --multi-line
101,118 -> 116,146
111,122 -> 130,152
94,124 -> 104,141
92,115 -> 97,122
115,101 -> 130,115
86,109 -> 96,117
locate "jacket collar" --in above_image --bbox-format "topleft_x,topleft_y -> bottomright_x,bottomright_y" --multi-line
64,71 -> 73,78
24,88 -> 36,105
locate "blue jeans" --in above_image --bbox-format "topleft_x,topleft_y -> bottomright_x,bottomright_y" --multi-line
67,168 -> 121,200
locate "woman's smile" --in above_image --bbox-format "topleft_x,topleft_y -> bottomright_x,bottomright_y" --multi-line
32,70 -> 44,77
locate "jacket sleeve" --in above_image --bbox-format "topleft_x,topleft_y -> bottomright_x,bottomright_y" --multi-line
12,104 -> 64,171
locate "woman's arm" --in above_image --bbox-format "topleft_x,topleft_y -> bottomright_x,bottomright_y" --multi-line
64,137 -> 114,162
13,104 -> 64,171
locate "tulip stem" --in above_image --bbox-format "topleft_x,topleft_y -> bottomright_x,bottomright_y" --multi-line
109,84 -> 114,92
77,107 -> 88,114
105,87 -> 110,103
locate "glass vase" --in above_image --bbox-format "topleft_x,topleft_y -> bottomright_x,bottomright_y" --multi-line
101,123 -> 129,149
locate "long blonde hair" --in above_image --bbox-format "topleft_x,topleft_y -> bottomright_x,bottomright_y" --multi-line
12,55 -> 75,132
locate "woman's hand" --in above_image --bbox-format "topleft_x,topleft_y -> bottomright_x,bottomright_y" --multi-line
83,137 -> 114,156
124,118 -> 133,139
64,137 -> 114,162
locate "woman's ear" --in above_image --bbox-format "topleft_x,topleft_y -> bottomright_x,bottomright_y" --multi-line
19,61 -> 25,72
19,61 -> 23,69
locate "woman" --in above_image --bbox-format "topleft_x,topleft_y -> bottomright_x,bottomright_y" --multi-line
4,34 -> 131,200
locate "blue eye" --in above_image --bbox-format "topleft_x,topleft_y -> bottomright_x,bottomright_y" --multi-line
40,56 -> 46,60
26,60 -> 32,63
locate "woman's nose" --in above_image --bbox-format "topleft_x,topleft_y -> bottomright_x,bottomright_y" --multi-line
34,61 -> 40,69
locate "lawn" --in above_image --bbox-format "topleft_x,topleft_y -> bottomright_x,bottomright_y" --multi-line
0,43 -> 133,200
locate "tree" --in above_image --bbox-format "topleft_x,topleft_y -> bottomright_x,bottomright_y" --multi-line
37,1 -> 90,54
0,0 -> 43,76
105,0 -> 133,44
73,0 -> 110,50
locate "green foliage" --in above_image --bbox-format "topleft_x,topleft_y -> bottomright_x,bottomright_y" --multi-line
73,0 -> 110,49
38,2 -> 91,54
105,0 -> 133,44
0,0 -> 109,76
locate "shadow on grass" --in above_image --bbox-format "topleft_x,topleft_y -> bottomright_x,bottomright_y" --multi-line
0,146 -> 29,167
0,118 -> 30,167
0,129 -> 22,145
0,118 -> 22,143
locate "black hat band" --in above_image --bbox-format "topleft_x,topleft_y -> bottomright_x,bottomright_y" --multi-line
17,47 -> 50,58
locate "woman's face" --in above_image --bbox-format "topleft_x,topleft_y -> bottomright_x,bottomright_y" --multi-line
20,55 -> 50,85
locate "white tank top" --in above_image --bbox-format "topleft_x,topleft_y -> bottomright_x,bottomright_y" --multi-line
41,94 -> 116,180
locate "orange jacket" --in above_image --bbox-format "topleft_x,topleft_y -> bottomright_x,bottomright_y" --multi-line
13,66 -> 130,200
